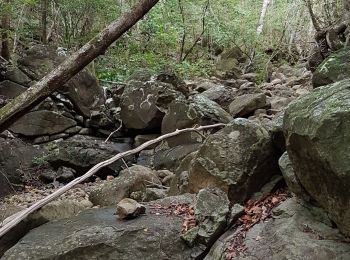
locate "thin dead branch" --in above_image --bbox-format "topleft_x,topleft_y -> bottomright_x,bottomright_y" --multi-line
0,123 -> 225,238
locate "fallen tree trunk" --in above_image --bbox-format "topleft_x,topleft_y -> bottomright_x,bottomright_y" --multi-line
0,123 -> 225,238
0,0 -> 159,132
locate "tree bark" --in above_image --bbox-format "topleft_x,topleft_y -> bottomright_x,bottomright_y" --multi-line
41,0 -> 49,44
0,0 -> 159,132
1,0 -> 11,61
257,0 -> 270,35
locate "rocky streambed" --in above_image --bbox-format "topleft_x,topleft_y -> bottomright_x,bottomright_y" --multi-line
0,45 -> 350,259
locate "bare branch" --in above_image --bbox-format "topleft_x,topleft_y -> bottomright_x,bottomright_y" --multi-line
0,123 -> 225,238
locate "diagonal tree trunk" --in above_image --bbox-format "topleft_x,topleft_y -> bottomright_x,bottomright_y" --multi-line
0,0 -> 159,132
1,0 -> 11,61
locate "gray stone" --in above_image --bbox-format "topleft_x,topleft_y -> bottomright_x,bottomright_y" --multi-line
312,48 -> 350,87
120,80 -> 185,130
205,198 -> 350,260
115,198 -> 146,219
89,165 -> 161,206
200,85 -> 238,111
134,134 -> 159,148
279,152 -> 309,201
49,132 -> 69,141
154,143 -> 201,171
0,80 -> 27,98
283,79 -> 350,236
229,93 -> 267,117
65,126 -> 82,135
46,135 -> 134,177
56,166 -> 76,183
9,110 -> 77,136
162,95 -> 232,147
2,205 -> 197,260
0,137 -> 43,197
18,44 -> 105,117
3,66 -> 31,86
182,188 -> 230,247
187,119 -> 279,203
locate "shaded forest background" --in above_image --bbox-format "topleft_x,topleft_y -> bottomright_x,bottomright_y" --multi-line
0,0 -> 347,81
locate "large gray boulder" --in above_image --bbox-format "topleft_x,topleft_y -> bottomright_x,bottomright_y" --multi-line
161,95 -> 232,147
2,206 -> 197,260
18,44 -> 105,117
312,48 -> 350,88
0,80 -> 27,99
0,137 -> 43,198
187,118 -> 279,203
89,165 -> 161,206
283,79 -> 350,237
46,135 -> 134,177
120,80 -> 185,130
182,188 -> 230,247
229,93 -> 267,117
205,198 -> 350,259
9,110 -> 77,136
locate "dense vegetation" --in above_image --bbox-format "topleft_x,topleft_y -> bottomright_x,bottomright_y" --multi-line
0,0 -> 345,80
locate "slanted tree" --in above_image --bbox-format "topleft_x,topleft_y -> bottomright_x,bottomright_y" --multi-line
0,0 -> 11,61
0,0 -> 159,132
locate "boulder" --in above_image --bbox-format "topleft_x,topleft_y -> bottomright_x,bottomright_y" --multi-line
120,80 -> 185,130
0,137 -> 43,197
283,79 -> 350,237
312,48 -> 350,88
161,95 -> 232,147
89,165 -> 161,206
0,196 -> 92,257
205,198 -> 350,259
187,119 -> 280,203
9,110 -> 77,136
200,85 -> 238,111
2,65 -> 31,86
278,152 -> 310,201
154,143 -> 201,170
46,135 -> 134,177
115,198 -> 146,219
17,44 -> 105,117
2,202 -> 197,259
182,188 -> 230,247
229,93 -> 267,117
0,80 -> 27,99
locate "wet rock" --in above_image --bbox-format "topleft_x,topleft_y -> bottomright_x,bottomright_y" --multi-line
283,79 -> 350,236
9,110 -> 76,136
229,93 -> 267,117
115,198 -> 146,219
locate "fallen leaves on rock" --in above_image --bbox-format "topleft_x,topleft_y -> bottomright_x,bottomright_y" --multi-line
149,203 -> 196,233
225,189 -> 290,259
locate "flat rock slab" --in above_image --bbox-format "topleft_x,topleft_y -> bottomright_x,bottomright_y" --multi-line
2,207 -> 196,260
9,110 -> 76,136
